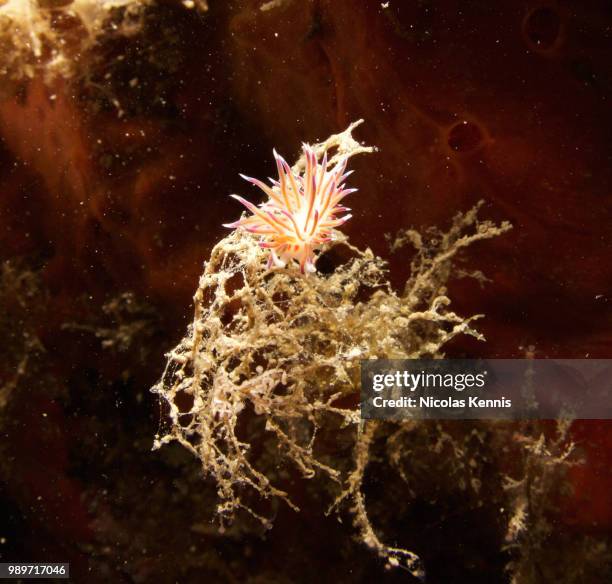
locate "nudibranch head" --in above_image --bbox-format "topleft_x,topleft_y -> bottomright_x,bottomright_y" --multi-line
223,145 -> 356,274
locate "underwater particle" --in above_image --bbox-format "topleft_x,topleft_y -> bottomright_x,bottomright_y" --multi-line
224,144 -> 356,274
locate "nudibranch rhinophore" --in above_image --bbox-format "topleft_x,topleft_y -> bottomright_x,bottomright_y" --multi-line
224,145 -> 356,274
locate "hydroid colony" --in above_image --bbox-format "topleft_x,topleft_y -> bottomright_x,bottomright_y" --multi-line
154,122 -> 514,576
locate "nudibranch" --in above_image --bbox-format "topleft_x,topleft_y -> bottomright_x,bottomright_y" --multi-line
224,145 -> 356,274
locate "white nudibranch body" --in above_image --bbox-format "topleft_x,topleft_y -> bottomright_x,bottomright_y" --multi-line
224,144 -> 356,274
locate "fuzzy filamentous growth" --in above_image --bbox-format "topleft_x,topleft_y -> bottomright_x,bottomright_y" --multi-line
0,0 -> 208,82
152,121 -> 512,577
0,0 -> 152,79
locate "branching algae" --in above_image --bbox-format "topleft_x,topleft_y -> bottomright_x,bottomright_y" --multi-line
152,121 -> 512,576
